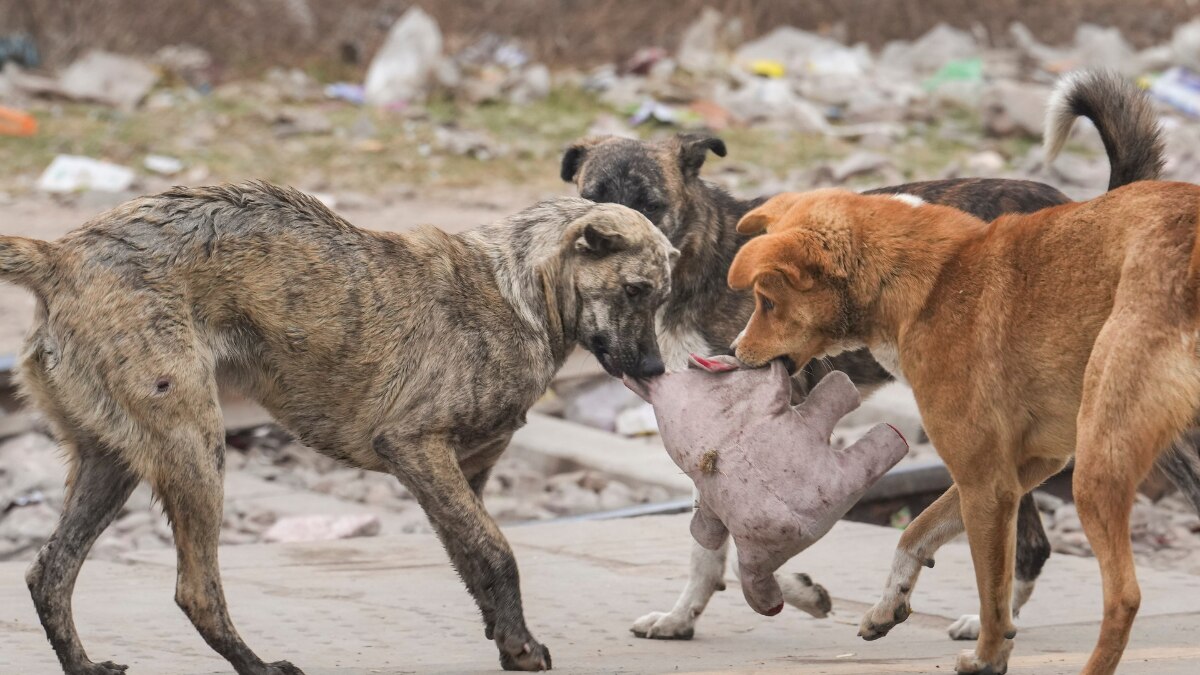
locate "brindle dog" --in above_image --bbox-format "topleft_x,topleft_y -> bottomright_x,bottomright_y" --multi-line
561,71 -> 1200,642
0,183 -> 677,674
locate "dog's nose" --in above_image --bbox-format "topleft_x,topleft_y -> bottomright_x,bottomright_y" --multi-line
636,354 -> 666,378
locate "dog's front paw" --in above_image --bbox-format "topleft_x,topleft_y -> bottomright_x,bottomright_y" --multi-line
630,610 -> 696,640
857,595 -> 911,641
498,636 -> 551,671
947,614 -> 981,641
954,643 -> 1012,675
781,573 -> 833,618
262,660 -> 306,675
70,661 -> 128,675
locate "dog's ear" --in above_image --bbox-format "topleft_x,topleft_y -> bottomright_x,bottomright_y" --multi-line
677,134 -> 727,179
736,193 -> 805,235
571,210 -> 628,256
728,232 -> 829,292
561,137 -> 605,182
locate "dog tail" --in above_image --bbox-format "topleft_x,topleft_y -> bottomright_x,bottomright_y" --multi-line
0,235 -> 55,293
1044,69 -> 1165,191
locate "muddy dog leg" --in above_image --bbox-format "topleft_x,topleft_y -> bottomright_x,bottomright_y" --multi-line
947,492 -> 1051,641
374,432 -> 550,671
157,424 -> 302,675
26,447 -> 139,675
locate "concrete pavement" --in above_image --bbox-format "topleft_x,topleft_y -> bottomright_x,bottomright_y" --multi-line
4,514 -> 1200,674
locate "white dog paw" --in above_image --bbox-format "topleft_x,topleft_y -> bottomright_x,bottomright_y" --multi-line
947,614 -> 981,640
630,611 -> 696,640
780,572 -> 833,618
857,594 -> 911,641
954,643 -> 1012,674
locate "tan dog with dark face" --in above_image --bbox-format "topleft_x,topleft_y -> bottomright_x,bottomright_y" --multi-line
728,181 -> 1200,675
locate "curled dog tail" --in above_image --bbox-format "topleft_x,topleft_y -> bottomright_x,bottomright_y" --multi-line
1044,69 -> 1165,191
0,235 -> 54,293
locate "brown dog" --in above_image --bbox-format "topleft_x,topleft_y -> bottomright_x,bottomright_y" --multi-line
0,183 -> 676,674
728,79 -> 1200,675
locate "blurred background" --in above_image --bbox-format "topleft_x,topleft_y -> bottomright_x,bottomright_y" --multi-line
3,1 -> 1200,575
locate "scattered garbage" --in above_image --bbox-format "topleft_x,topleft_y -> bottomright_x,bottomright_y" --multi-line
262,514 -> 382,543
923,57 -> 982,92
736,26 -> 869,78
0,34 -> 39,69
1172,19 -> 1200,73
629,98 -> 679,126
980,80 -> 1052,138
676,7 -> 723,74
624,47 -> 669,76
1073,24 -> 1138,77
36,155 -> 135,194
433,125 -> 503,160
884,23 -> 977,74
270,107 -> 333,137
324,82 -> 365,105
749,59 -> 786,79
153,44 -> 215,91
1151,67 -> 1200,119
363,7 -> 443,106
0,106 -> 36,136
615,403 -> 658,437
143,154 -> 184,176
57,51 -> 158,109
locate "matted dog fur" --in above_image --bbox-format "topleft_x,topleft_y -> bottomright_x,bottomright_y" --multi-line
0,183 -> 676,674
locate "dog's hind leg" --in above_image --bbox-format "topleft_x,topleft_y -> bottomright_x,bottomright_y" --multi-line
26,445 -> 139,675
1072,322 -> 1200,675
947,491 -> 1051,641
153,397 -> 303,675
374,431 -> 550,672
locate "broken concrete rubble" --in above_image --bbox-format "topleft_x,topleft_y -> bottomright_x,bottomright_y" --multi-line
57,50 -> 158,109
364,7 -> 443,106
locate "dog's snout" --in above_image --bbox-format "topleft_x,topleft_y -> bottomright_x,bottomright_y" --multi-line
636,353 -> 666,379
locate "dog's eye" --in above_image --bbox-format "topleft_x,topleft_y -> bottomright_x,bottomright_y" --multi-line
761,297 -> 775,312
625,283 -> 644,298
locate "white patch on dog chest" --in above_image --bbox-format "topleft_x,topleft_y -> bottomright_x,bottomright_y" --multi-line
657,317 -> 713,372
871,342 -> 908,384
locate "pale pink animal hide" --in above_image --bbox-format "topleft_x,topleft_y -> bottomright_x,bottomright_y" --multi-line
625,354 -> 908,615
